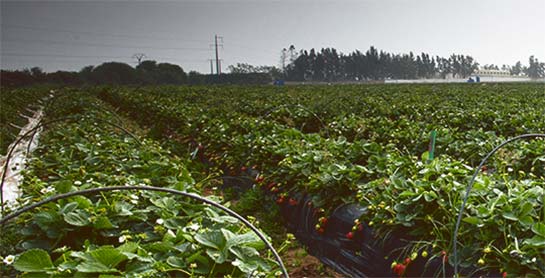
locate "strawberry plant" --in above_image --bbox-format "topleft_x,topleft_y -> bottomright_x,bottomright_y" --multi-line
1,91 -> 281,276
84,83 -> 545,276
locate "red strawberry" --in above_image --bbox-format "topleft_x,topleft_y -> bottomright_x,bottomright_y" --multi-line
241,166 -> 247,172
346,231 -> 354,240
404,257 -> 411,265
318,228 -> 325,234
502,272 -> 507,278
394,264 -> 406,276
319,217 -> 328,225
357,224 -> 364,231
276,196 -> 285,204
255,176 -> 264,183
271,187 -> 279,193
267,182 -> 276,189
289,198 -> 298,206
441,251 -> 448,263
197,143 -> 204,150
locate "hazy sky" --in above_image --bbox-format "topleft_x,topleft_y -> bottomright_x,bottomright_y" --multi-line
1,0 -> 544,73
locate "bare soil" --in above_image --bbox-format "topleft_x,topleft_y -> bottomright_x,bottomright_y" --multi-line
283,247 -> 344,278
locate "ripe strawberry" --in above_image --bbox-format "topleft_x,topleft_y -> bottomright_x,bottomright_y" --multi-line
276,196 -> 285,204
502,272 -> 507,278
318,228 -> 325,234
394,264 -> 406,276
319,217 -> 328,225
267,182 -> 276,189
289,198 -> 298,206
357,223 -> 364,231
441,251 -> 448,263
404,257 -> 411,265
241,166 -> 247,172
255,176 -> 264,183
197,143 -> 204,150
346,231 -> 354,240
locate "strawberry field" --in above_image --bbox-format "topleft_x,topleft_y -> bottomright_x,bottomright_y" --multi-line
1,83 -> 544,277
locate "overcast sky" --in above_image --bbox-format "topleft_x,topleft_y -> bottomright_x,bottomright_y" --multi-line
1,0 -> 544,73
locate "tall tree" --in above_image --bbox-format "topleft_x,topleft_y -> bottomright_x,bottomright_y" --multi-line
510,61 -> 523,76
524,55 -> 545,79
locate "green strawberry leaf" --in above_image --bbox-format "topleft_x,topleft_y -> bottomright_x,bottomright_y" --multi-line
13,249 -> 54,272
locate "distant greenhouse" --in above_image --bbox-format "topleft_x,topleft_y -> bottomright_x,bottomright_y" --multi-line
474,69 -> 512,77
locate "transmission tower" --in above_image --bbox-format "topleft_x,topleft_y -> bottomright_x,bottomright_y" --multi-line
210,35 -> 223,75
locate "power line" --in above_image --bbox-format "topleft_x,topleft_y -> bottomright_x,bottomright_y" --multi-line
2,38 -> 213,51
227,42 -> 280,56
1,52 -> 130,59
1,52 -> 209,63
1,23 -> 210,43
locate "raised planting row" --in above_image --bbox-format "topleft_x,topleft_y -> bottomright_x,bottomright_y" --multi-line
0,87 -> 52,154
98,83 -> 545,166
97,84 -> 545,277
0,90 -> 281,277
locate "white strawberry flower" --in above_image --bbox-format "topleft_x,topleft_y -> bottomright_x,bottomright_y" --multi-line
40,186 -> 54,194
3,255 -> 15,265
189,223 -> 200,231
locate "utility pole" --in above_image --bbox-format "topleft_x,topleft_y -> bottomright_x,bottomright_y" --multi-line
208,59 -> 215,75
211,35 -> 223,75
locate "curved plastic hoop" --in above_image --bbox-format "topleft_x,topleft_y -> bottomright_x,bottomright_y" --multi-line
0,185 -> 289,277
452,133 -> 545,275
0,116 -> 142,212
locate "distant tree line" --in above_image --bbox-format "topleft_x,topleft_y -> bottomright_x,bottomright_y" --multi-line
2,51 -> 544,87
282,46 -> 545,81
0,60 -> 271,87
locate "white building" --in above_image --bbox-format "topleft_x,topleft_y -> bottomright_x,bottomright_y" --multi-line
474,69 -> 511,77
472,69 -> 530,82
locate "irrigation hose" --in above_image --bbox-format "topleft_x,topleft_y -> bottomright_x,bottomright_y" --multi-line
452,133 -> 545,276
0,185 -> 289,278
0,115 -> 142,213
